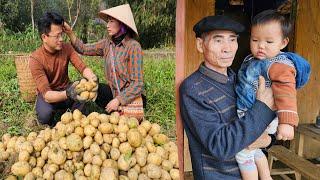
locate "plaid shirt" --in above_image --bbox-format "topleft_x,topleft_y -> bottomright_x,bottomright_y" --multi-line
73,36 -> 144,105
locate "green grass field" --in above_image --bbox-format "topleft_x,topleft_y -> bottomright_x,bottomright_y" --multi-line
0,55 -> 176,138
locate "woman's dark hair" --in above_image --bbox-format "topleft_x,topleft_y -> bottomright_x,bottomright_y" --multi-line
37,12 -> 64,38
251,10 -> 292,38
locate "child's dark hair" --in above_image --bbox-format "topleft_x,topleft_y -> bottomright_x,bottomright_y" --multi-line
37,12 -> 64,38
251,10 -> 292,38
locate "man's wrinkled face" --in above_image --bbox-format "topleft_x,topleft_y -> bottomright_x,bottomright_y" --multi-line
196,30 -> 238,75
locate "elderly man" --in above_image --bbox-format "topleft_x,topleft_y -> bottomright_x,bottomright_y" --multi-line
179,15 -> 276,179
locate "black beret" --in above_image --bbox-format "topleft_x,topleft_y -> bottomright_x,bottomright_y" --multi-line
193,15 -> 245,37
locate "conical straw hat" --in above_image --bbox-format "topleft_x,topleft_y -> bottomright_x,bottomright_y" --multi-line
99,4 -> 138,36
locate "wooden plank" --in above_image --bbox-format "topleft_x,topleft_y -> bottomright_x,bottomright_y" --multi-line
294,0 -> 320,159
270,168 -> 295,175
296,124 -> 320,142
268,145 -> 320,180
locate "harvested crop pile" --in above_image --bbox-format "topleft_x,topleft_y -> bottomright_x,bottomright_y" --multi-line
1,109 -> 179,180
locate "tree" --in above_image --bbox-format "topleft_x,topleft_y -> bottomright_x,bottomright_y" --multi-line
30,0 -> 35,37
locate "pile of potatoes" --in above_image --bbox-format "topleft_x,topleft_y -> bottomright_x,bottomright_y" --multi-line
1,110 -> 179,180
75,79 -> 98,102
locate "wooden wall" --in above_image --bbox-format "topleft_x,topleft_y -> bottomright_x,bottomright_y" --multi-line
294,0 -> 320,158
176,0 -> 214,178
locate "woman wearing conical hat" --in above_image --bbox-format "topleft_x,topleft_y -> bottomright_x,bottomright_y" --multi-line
64,4 -> 145,114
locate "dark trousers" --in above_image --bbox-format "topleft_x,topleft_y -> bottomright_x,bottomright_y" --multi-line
95,83 -> 146,109
35,94 -> 83,127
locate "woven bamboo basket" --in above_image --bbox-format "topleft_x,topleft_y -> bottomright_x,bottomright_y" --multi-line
14,55 -> 37,102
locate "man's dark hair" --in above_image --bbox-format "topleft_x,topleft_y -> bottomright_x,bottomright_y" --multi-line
37,12 -> 64,38
251,10 -> 292,38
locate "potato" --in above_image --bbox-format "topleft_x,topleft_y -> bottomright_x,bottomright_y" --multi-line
24,172 -> 35,180
28,156 -> 37,168
63,160 -> 75,173
83,150 -> 93,164
153,134 -> 168,145
80,117 -> 90,127
138,173 -> 150,180
100,167 -> 118,180
118,154 -> 131,171
83,163 -> 92,176
66,133 -> 83,151
92,155 -> 103,166
145,142 -> 156,153
127,129 -> 142,148
128,168 -> 139,180
101,143 -> 111,154
140,121 -> 152,132
65,123 -> 75,136
156,146 -> 169,160
148,123 -> 161,136
119,142 -> 133,155
32,167 -> 43,177
102,159 -> 118,169
135,148 -> 148,167
163,141 -> 178,153
87,112 -> 99,120
146,164 -> 161,179
147,153 -> 162,166
80,91 -> 90,100
110,148 -> 120,160
43,171 -> 54,180
21,141 -> 33,154
98,113 -> 109,123
90,142 -> 101,155
90,118 -> 100,128
169,151 -> 179,168
33,138 -> 45,152
170,169 -> 180,180
100,149 -> 107,161
36,157 -> 45,168
91,165 -> 101,179
162,160 -> 173,171
74,126 -> 84,138
74,169 -> 84,177
137,126 -> 147,138
84,125 -> 96,137
27,132 -> 37,142
61,112 -> 73,124
103,134 -> 115,144
73,109 -> 83,121
98,123 -> 113,134
112,137 -> 120,148
83,136 -> 93,149
54,170 -> 73,180
73,151 -> 84,162
58,137 -> 68,150
94,131 -> 104,145
56,123 -> 66,138
118,132 -> 127,142
127,117 -> 139,129
48,164 -> 59,174
161,169 -> 171,180
89,92 -> 96,99
11,161 -> 31,176
48,146 -> 66,165
41,146 -> 49,160
109,112 -> 120,124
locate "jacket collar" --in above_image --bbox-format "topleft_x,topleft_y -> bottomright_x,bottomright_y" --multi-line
199,62 -> 235,84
